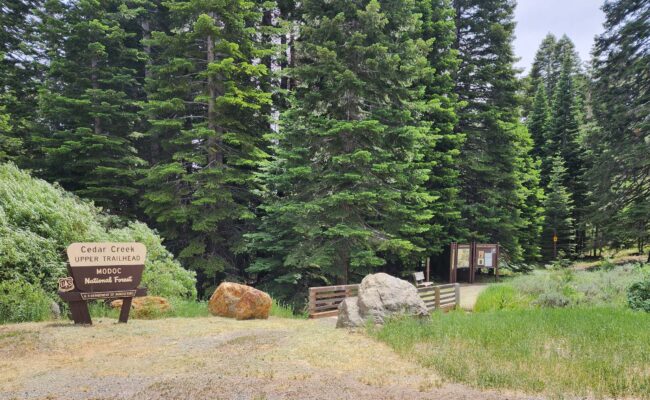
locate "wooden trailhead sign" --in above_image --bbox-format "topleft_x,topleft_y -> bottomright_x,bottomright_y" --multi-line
449,242 -> 500,283
58,243 -> 148,324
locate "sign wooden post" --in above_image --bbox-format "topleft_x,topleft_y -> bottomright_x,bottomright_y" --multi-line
59,243 -> 148,325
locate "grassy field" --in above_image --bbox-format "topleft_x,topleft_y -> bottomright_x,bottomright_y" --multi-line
87,298 -> 304,320
373,307 -> 650,399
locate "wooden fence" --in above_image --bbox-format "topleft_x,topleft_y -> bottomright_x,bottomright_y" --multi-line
308,284 -> 359,319
417,283 -> 460,312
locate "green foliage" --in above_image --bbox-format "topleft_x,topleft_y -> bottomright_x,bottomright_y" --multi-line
542,156 -> 575,259
270,299 -> 306,319
628,278 -> 650,312
527,84 -> 551,160
588,0 -> 649,225
373,308 -> 650,398
473,285 -> 533,312
35,0 -> 146,216
0,280 -> 52,324
0,1 -> 42,164
506,264 -> 650,308
249,0 -> 446,298
0,163 -> 196,300
453,0 -> 541,262
139,0 -> 275,296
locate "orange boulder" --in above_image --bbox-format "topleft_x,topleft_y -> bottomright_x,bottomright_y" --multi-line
208,282 -> 272,320
110,296 -> 171,318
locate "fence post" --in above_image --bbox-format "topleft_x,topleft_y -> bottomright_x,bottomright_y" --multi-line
454,283 -> 460,308
434,286 -> 440,310
308,289 -> 316,318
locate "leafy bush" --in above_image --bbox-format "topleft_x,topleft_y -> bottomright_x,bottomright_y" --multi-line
509,264 -> 649,308
0,280 -> 52,323
474,284 -> 533,312
627,279 -> 650,312
534,291 -> 570,308
0,163 -> 196,303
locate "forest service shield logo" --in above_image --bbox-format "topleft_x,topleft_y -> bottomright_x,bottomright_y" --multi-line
58,277 -> 75,292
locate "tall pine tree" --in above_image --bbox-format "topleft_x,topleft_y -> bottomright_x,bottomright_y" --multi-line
36,0 -> 145,216
546,53 -> 587,253
527,84 -> 552,160
139,0 -> 274,295
453,0 -> 542,261
588,0 -> 649,261
0,0 -> 44,163
542,155 -> 575,259
248,0 -> 438,302
417,0 -> 464,256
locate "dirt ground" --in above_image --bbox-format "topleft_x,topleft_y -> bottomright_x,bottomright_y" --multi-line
458,283 -> 489,310
0,315 -> 541,400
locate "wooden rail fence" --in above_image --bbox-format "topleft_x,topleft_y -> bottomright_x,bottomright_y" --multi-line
308,284 -> 359,319
418,283 -> 460,312
308,282 -> 460,318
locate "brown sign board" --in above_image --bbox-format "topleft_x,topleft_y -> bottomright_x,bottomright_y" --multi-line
449,242 -> 500,284
59,242 -> 148,325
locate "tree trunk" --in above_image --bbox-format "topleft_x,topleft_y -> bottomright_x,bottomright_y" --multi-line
91,56 -> 101,135
206,17 -> 223,166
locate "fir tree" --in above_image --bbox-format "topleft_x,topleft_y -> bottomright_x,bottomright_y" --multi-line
416,0 -> 464,255
139,0 -> 274,295
0,0 -> 44,163
542,155 -> 575,259
36,0 -> 145,216
587,0 -> 649,262
546,53 -> 587,250
453,0 -> 540,261
527,84 -> 552,160
248,0 -> 436,301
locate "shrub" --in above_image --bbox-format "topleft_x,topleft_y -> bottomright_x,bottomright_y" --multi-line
0,280 -> 52,323
0,163 -> 196,302
627,279 -> 650,312
474,284 -> 533,312
534,291 -> 570,308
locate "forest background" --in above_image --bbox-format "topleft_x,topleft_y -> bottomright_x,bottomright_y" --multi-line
1,0 -> 648,304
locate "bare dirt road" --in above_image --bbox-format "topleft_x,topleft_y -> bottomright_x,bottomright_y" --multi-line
0,316 -> 538,400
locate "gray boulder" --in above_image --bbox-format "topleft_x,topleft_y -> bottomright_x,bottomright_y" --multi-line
336,273 -> 428,328
336,297 -> 364,328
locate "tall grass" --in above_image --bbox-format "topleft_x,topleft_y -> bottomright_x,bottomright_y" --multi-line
373,308 -> 650,399
87,298 -> 306,320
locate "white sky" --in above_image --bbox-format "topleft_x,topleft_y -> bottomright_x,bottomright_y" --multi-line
513,0 -> 606,74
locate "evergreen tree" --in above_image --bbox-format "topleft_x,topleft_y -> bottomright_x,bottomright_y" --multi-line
546,53 -> 587,250
417,0 -> 464,255
0,0 -> 44,163
248,0 -> 436,301
36,0 -> 145,216
587,0 -> 649,262
527,84 -> 552,160
139,0 -> 274,295
453,0 -> 540,261
516,127 -> 545,262
524,33 -> 557,115
542,155 -> 575,259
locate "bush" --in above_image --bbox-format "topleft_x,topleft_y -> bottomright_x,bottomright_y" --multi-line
509,264 -> 649,308
0,163 -> 196,303
0,280 -> 52,323
627,279 -> 650,312
534,291 -> 570,308
474,284 -> 533,312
